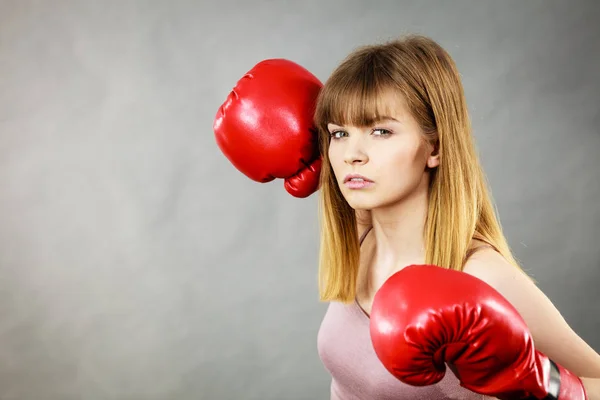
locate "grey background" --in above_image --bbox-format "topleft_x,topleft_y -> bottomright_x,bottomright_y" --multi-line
0,0 -> 599,399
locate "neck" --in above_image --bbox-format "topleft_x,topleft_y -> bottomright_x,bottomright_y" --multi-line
370,187 -> 429,274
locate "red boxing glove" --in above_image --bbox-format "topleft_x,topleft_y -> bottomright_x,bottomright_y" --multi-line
369,264 -> 587,400
213,59 -> 323,198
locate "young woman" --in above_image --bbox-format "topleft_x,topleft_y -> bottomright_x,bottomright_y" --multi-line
313,35 -> 600,399
213,35 -> 600,400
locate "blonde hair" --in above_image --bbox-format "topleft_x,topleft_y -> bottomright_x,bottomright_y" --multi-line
314,34 -> 525,304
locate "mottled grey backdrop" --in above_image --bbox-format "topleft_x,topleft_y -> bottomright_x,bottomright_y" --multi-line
0,1 -> 598,399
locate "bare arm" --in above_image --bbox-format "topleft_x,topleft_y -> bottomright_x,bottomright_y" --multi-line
464,249 -> 600,398
581,378 -> 600,399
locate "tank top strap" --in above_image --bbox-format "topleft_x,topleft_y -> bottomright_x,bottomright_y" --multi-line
466,232 -> 499,261
359,225 -> 373,246
465,244 -> 493,260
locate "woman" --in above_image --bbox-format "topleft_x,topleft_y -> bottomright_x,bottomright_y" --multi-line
314,35 -> 600,399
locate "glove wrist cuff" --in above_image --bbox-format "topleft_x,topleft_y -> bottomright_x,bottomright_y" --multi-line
542,359 -> 561,399
546,359 -> 588,400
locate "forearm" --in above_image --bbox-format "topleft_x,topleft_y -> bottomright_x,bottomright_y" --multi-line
581,377 -> 600,400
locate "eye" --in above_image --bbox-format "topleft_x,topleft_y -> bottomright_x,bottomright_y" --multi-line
329,130 -> 347,140
372,128 -> 392,136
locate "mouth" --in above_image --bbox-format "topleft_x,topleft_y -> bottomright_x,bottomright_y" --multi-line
344,174 -> 373,183
343,174 -> 374,190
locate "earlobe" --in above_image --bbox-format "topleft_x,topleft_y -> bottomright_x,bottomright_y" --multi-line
427,154 -> 440,168
427,139 -> 440,168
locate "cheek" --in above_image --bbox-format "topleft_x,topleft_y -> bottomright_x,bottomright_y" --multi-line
379,140 -> 424,172
328,144 -> 343,174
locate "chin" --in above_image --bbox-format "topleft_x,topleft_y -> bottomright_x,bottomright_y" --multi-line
343,191 -> 383,210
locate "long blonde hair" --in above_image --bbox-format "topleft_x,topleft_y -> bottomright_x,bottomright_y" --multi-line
314,35 -> 524,304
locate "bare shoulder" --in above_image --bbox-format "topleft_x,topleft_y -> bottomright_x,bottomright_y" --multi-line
463,243 -> 521,286
462,246 -> 600,378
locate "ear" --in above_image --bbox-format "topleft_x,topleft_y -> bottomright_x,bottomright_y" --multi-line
426,139 -> 440,169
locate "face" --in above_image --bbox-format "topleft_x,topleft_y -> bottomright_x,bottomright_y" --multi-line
327,97 -> 439,211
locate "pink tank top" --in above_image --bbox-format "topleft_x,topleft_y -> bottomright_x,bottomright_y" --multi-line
317,227 -> 492,400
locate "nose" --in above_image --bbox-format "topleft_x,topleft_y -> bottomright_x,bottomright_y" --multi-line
344,136 -> 368,165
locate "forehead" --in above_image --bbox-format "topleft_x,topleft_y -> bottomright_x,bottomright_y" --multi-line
328,90 -> 411,127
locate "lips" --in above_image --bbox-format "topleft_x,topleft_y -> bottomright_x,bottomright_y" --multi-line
344,174 -> 373,183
